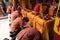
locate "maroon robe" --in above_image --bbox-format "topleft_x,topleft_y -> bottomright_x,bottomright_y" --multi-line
10,17 -> 22,32
16,27 -> 42,40
54,32 -> 60,40
11,10 -> 20,23
33,3 -> 40,15
54,22 -> 60,40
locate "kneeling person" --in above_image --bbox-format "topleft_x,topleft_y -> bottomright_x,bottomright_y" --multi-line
10,17 -> 30,40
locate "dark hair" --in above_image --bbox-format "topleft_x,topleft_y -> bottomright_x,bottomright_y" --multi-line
23,17 -> 29,22
55,0 -> 59,3
57,7 -> 60,18
19,13 -> 22,17
17,6 -> 21,11
45,0 -> 49,3
5,0 -> 9,2
38,0 -> 43,3
42,3 -> 47,6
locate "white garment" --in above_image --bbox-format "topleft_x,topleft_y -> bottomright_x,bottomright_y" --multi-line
16,37 -> 18,40
8,14 -> 11,24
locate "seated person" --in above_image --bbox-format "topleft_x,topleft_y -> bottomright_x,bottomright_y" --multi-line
33,3 -> 40,16
10,17 -> 30,40
44,8 -> 56,20
11,6 -> 22,23
16,27 -> 42,40
42,3 -> 48,16
33,1 -> 43,18
11,5 -> 17,13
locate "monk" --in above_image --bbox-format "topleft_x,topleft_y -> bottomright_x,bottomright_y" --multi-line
16,27 -> 42,40
11,5 -> 17,13
33,3 -> 40,16
10,17 -> 30,40
11,7 -> 21,23
33,1 -> 43,18
44,8 -> 55,20
54,8 -> 60,40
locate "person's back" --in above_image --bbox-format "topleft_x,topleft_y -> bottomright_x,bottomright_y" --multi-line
34,3 -> 40,13
16,27 -> 42,40
10,17 -> 30,40
11,6 -> 21,23
11,10 -> 21,23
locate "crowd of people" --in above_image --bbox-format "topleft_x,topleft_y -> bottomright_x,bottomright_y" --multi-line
0,0 -> 60,40
0,0 -> 11,16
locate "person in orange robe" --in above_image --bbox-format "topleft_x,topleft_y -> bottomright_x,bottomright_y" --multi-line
16,27 -> 42,40
44,8 -> 55,20
10,17 -> 29,40
33,3 -> 40,16
11,7 -> 21,23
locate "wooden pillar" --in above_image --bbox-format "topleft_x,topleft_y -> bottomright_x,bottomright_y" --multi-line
11,0 -> 14,5
39,3 -> 43,18
21,0 -> 26,8
28,0 -> 32,9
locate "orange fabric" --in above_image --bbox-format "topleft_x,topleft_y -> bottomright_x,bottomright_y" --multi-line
21,9 -> 46,34
27,12 -> 35,26
21,9 -> 27,17
11,0 -> 14,5
33,16 -> 37,29
48,8 -> 55,17
34,16 -> 45,34
39,4 -> 43,17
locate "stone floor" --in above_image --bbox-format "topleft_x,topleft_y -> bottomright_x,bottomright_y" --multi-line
0,16 -> 11,40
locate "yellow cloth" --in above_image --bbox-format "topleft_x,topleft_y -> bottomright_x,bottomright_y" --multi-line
54,0 -> 60,36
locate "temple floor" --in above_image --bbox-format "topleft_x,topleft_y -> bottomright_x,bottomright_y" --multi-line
0,16 -> 11,40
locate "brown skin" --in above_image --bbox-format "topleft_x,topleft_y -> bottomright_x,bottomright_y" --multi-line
6,5 -> 12,13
